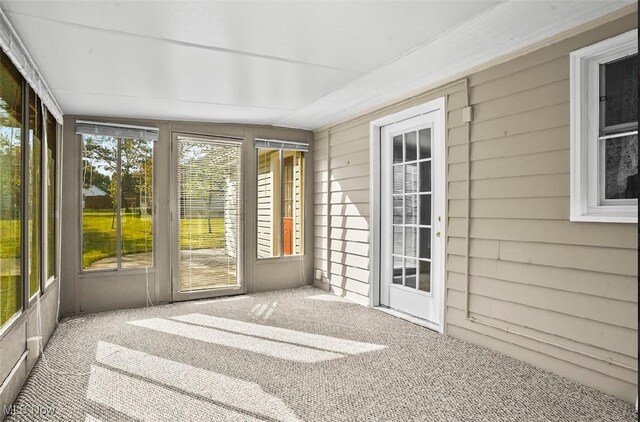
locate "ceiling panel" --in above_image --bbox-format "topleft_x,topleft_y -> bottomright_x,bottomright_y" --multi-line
0,1 -> 633,129
7,12 -> 357,111
2,1 -> 499,72
276,0 -> 635,128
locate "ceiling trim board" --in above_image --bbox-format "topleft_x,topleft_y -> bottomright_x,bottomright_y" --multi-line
52,89 -> 296,112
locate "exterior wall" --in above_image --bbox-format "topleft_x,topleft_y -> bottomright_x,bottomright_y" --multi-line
313,10 -> 638,401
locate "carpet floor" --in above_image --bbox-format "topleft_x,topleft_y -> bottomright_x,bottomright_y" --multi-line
5,287 -> 637,421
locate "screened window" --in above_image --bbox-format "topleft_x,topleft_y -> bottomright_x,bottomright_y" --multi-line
256,140 -> 306,258
28,91 -> 43,298
570,30 -> 638,223
46,110 -> 57,282
80,127 -> 155,271
0,52 -> 23,325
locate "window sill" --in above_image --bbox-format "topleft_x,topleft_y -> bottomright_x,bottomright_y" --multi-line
570,209 -> 637,224
255,255 -> 306,264
79,267 -> 157,278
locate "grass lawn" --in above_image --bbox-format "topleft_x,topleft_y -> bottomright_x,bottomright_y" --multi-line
0,275 -> 21,326
81,210 -> 225,268
1,212 -> 226,323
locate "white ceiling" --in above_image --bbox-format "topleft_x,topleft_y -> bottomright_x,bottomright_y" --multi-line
1,1 -> 633,130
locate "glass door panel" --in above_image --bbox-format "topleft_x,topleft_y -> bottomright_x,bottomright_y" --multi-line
176,136 -> 241,295
391,128 -> 432,293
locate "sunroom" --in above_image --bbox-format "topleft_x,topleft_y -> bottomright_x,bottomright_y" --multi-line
0,1 -> 637,421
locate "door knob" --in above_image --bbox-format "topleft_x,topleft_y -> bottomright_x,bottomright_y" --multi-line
436,231 -> 441,237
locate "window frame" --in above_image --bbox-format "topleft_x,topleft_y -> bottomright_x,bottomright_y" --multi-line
570,29 -> 638,223
79,133 -> 156,273
0,53 -> 61,337
255,142 -> 306,260
44,109 -> 59,289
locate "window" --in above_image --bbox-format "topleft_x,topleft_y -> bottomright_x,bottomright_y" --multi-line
256,140 -> 306,258
45,110 -> 57,283
0,49 -> 60,329
0,52 -> 23,325
79,122 -> 156,271
570,30 -> 638,223
28,90 -> 43,298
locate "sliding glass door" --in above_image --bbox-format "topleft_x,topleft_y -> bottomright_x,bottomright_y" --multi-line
171,133 -> 243,301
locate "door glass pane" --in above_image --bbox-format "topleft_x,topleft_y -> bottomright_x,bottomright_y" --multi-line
420,161 -> 431,192
404,226 -> 416,257
405,132 -> 417,162
393,165 -> 403,194
393,226 -> 403,255
405,194 -> 417,225
0,52 -> 23,325
418,260 -> 431,292
392,255 -> 403,284
405,163 -> 417,193
419,194 -> 431,226
603,55 -> 638,128
393,135 -> 403,164
404,258 -> 417,288
604,134 -> 638,199
82,136 -> 118,270
419,228 -> 431,259
28,92 -> 42,297
121,139 -> 153,268
419,128 -> 431,159
393,196 -> 403,224
178,138 -> 240,291
389,126 -> 437,296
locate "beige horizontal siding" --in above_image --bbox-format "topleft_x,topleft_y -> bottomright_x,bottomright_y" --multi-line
442,11 -> 638,402
312,9 -> 638,402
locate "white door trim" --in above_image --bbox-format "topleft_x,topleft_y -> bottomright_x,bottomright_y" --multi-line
369,97 -> 446,333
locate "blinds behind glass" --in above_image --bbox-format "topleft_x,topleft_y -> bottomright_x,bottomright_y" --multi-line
255,138 -> 309,152
177,137 -> 241,291
76,121 -> 159,142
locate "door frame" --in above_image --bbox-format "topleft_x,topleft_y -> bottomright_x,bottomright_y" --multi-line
369,97 -> 446,333
169,131 -> 245,302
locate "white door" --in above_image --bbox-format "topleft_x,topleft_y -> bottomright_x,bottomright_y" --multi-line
379,105 -> 445,332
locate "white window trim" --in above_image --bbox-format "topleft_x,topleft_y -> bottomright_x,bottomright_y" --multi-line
570,29 -> 638,223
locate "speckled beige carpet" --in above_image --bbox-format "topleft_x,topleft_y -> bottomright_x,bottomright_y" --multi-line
5,287 -> 637,421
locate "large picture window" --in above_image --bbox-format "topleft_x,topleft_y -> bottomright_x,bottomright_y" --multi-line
256,140 -> 306,258
570,30 -> 638,223
80,124 -> 155,271
0,52 -> 23,325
